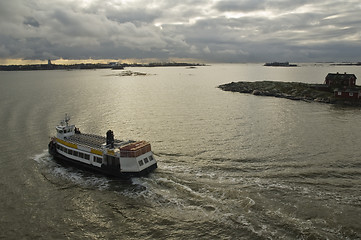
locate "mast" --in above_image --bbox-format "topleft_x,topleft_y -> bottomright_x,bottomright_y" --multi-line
64,113 -> 70,126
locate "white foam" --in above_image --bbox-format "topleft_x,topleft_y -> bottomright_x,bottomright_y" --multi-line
32,149 -> 51,164
50,166 -> 110,190
32,150 -> 110,190
131,177 -> 147,186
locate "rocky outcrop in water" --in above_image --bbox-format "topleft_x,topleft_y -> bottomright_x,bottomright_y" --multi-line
218,81 -> 336,104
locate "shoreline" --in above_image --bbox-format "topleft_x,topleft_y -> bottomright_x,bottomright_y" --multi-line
0,62 -> 205,71
218,81 -> 361,106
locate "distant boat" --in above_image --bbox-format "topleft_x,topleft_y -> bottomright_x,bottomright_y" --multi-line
48,114 -> 157,178
264,62 -> 297,67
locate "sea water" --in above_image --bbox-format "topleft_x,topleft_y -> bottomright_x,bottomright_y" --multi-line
0,64 -> 361,239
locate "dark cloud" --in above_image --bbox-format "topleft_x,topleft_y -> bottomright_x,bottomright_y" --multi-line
23,17 -> 40,28
0,0 -> 360,62
215,0 -> 266,12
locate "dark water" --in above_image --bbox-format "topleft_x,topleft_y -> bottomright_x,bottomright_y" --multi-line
1,64 -> 361,239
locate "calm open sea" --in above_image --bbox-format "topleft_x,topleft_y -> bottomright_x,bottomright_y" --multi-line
0,64 -> 361,239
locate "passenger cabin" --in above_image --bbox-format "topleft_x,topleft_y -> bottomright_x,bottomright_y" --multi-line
324,72 -> 357,88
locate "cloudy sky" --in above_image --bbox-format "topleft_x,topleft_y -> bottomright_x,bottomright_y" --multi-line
1,0 -> 361,63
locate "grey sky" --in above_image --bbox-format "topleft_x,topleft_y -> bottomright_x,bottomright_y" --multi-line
0,0 -> 360,63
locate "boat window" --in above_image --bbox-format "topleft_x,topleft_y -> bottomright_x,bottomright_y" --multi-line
95,157 -> 102,163
138,160 -> 144,166
79,152 -> 84,158
149,155 -> 154,161
73,151 -> 79,157
84,154 -> 90,160
144,157 -> 149,164
68,149 -> 73,155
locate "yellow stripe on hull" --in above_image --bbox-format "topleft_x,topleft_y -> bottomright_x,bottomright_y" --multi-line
56,138 -> 78,149
91,149 -> 103,156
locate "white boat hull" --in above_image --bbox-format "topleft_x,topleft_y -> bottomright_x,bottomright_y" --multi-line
48,141 -> 157,178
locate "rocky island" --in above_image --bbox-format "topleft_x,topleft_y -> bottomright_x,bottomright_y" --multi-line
219,73 -> 361,106
219,81 -> 335,103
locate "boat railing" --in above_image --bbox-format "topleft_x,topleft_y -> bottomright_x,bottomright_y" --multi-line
68,133 -> 106,149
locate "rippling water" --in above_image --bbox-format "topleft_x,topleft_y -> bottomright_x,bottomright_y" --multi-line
1,64 -> 361,239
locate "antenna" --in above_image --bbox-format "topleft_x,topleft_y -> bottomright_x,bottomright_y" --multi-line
64,113 -> 70,126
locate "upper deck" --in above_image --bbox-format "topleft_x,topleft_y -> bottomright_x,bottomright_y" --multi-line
66,133 -> 133,150
54,115 -> 152,158
68,133 -> 106,149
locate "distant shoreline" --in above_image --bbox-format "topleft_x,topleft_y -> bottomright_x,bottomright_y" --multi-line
330,62 -> 361,66
264,62 -> 297,67
0,62 -> 205,71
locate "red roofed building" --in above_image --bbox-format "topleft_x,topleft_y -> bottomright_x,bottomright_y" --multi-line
325,72 -> 357,87
334,88 -> 361,100
326,72 -> 361,100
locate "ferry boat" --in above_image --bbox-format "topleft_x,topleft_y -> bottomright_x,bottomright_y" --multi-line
48,115 -> 157,178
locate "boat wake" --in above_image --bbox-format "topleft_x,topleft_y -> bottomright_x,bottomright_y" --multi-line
32,150 -> 149,193
32,150 -> 110,190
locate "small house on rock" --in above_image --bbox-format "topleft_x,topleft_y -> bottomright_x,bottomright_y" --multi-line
324,72 -> 356,87
325,72 -> 361,100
